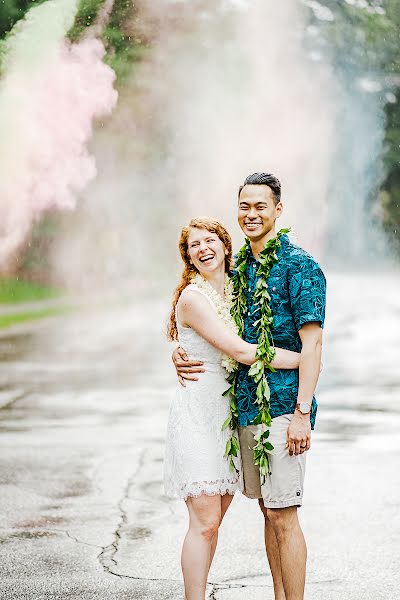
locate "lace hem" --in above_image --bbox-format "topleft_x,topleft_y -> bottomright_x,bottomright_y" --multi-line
164,476 -> 240,500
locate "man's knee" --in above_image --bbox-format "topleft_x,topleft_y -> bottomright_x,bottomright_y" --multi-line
266,506 -> 298,536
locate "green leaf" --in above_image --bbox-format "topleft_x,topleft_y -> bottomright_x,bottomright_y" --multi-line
252,413 -> 262,425
261,428 -> 270,439
221,416 -> 231,431
222,384 -> 234,397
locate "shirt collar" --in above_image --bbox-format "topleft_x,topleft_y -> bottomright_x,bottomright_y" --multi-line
244,233 -> 289,261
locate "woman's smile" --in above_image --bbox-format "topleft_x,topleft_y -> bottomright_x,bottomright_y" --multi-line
199,253 -> 215,264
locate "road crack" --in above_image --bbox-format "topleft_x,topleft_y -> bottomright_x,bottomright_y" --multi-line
97,449 -> 150,579
95,450 -> 269,590
47,528 -> 103,549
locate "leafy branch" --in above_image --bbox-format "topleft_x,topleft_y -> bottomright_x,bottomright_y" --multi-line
224,228 -> 290,485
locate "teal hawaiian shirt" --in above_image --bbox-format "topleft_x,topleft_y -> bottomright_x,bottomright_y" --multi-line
235,234 -> 326,428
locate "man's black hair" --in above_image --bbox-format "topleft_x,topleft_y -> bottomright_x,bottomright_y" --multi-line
238,172 -> 281,205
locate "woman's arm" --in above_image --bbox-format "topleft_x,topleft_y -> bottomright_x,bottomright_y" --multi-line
178,290 -> 256,365
272,348 -> 300,369
179,291 -> 300,368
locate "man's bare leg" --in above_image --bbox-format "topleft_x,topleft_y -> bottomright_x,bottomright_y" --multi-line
267,506 -> 306,600
258,499 -> 286,600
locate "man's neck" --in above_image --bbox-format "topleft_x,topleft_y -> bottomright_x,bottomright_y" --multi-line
249,228 -> 277,259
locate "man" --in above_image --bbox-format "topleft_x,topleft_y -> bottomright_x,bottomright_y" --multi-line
172,172 -> 326,600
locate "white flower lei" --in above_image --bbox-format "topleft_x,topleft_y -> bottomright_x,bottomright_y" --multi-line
191,273 -> 238,373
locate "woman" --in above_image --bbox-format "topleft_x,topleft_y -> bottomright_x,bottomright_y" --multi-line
164,218 -> 300,600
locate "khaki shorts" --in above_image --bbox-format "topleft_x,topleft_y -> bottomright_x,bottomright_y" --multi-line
238,414 -> 306,509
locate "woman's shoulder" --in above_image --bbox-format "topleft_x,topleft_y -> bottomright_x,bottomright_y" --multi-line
178,284 -> 210,308
176,284 -> 216,329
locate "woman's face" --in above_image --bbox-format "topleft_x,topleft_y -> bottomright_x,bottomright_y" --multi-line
187,227 -> 227,276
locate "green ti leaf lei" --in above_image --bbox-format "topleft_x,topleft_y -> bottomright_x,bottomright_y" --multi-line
222,228 -> 290,485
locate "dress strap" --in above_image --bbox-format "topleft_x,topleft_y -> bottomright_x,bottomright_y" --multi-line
181,284 -> 217,310
176,284 -> 217,328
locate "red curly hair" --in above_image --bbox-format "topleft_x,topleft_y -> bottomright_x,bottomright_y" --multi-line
167,218 -> 233,341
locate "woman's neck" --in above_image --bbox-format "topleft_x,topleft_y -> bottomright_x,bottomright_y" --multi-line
199,268 -> 225,297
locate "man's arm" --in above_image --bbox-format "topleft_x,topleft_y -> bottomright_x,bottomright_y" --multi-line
286,322 -> 323,456
172,346 -> 205,387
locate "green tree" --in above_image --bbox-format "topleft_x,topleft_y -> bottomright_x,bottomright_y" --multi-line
311,0 -> 400,250
69,0 -> 146,83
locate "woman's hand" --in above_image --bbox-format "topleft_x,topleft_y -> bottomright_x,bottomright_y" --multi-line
172,346 -> 204,387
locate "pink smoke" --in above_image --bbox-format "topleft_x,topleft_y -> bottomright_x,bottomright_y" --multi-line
0,37 -> 118,267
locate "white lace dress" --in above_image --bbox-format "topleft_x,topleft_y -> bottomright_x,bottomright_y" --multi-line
164,284 -> 241,499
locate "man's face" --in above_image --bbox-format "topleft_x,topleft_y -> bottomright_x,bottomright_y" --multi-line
237,184 -> 282,242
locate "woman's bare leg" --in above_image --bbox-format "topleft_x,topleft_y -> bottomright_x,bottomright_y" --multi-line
209,493 -> 234,570
181,495 -> 222,600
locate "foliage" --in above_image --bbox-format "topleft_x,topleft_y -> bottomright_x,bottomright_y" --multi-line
0,0 -> 47,38
0,1 -> 147,282
1,1 -> 146,83
102,0 -> 146,82
226,229 -> 290,485
0,277 -> 58,303
311,0 -> 400,249
0,306 -> 66,328
67,0 -> 105,42
16,214 -> 64,283
1,0 -> 399,277
68,0 -> 146,83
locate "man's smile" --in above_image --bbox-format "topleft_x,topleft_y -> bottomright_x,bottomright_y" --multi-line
244,222 -> 262,230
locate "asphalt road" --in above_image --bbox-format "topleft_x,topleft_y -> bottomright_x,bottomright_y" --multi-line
0,273 -> 399,600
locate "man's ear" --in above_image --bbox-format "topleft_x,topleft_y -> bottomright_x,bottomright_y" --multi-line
275,201 -> 283,218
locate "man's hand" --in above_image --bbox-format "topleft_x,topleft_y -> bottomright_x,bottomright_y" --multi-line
286,322 -> 322,455
286,412 -> 311,456
172,347 -> 204,387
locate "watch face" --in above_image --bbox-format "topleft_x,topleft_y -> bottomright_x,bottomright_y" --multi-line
300,402 -> 310,414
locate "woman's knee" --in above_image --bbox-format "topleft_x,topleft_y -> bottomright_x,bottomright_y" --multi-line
187,496 -> 222,541
198,516 -> 220,542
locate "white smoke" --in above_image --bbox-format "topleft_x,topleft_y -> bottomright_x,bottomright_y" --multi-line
52,0 -> 387,289
0,0 -> 118,269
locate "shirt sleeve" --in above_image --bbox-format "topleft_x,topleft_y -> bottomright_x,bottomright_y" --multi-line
288,256 -> 326,331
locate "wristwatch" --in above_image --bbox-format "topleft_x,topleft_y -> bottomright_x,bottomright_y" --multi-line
295,402 -> 311,415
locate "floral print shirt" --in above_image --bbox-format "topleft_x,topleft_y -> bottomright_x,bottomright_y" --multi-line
235,234 -> 326,427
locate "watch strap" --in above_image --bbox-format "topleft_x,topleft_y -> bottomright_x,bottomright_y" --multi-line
295,402 -> 311,415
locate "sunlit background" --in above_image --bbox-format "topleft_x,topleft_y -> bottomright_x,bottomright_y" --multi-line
0,1 -> 399,598
0,0 -> 399,287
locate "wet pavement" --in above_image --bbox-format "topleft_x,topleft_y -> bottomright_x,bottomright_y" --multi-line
0,272 -> 399,600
